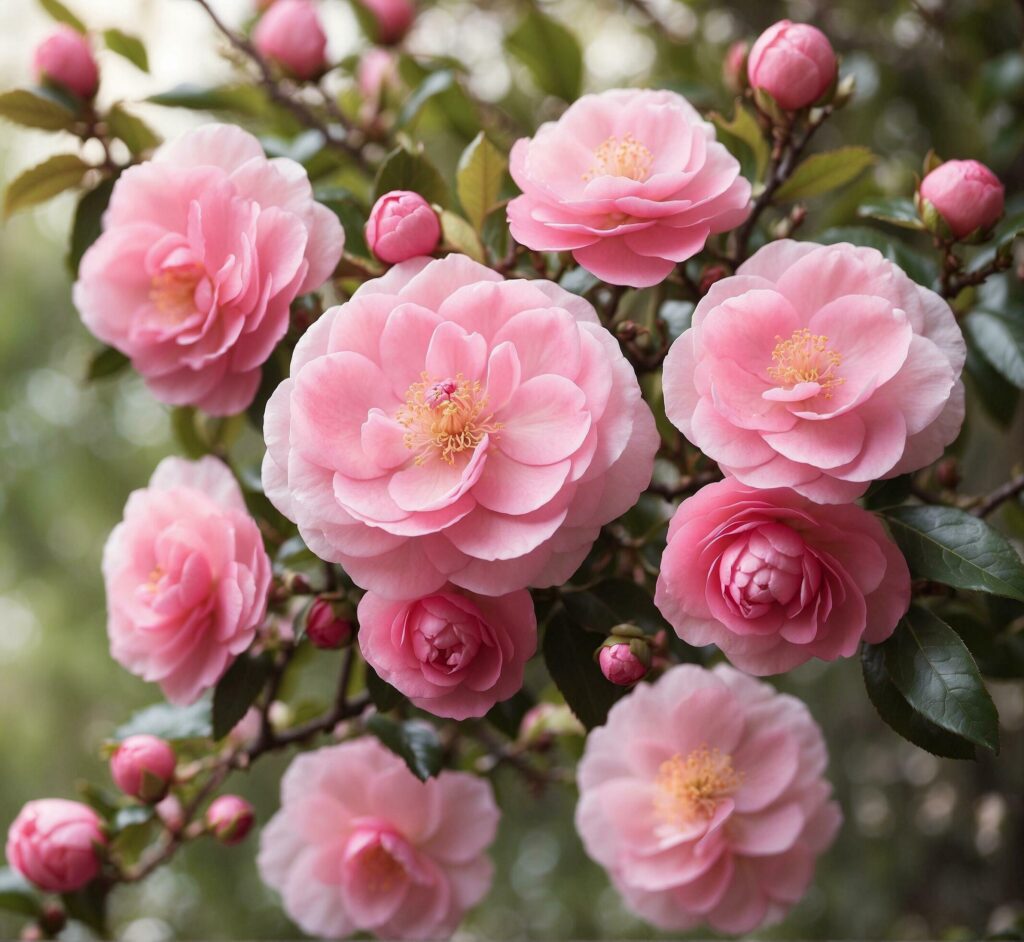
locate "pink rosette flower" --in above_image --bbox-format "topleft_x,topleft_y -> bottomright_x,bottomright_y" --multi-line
576,664 -> 842,934
654,479 -> 910,675
507,89 -> 751,289
258,738 -> 499,940
103,456 -> 272,705
747,21 -> 837,111
73,124 -> 344,415
663,240 -> 966,503
33,26 -> 98,99
6,800 -> 107,893
253,0 -> 328,80
262,254 -> 658,598
919,159 -> 1005,239
357,586 -> 536,719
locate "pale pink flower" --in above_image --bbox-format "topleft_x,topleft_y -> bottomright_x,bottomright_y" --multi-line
508,89 -> 750,288
747,21 -> 836,111
258,738 -> 499,939
655,479 -> 910,675
663,240 -> 966,503
919,159 -> 1005,239
262,254 -> 658,598
103,456 -> 272,705
6,800 -> 106,893
74,124 -> 344,415
358,586 -> 536,719
576,664 -> 842,934
33,26 -> 98,99
253,0 -> 328,80
365,190 -> 441,264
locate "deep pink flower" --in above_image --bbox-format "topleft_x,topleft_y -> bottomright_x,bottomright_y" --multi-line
110,735 -> 177,802
253,0 -> 328,80
663,240 -> 965,503
33,26 -> 98,99
576,664 -> 842,934
103,456 -> 272,705
365,190 -> 441,264
6,800 -> 106,893
508,89 -> 750,288
207,795 -> 255,845
361,0 -> 415,44
655,479 -> 910,675
258,738 -> 499,939
74,124 -> 344,415
747,21 -> 836,110
358,586 -> 536,719
919,159 -> 1005,239
262,254 -> 658,598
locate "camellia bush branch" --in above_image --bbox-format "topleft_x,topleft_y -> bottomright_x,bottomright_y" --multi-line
2,0 -> 1024,938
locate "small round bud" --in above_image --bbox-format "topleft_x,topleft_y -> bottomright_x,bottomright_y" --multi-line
517,702 -> 585,746
110,735 -> 177,803
365,190 -> 441,264
936,457 -> 961,491
253,0 -> 327,81
919,159 -> 1005,240
39,902 -> 67,936
361,0 -> 415,45
155,795 -> 185,835
32,26 -> 98,100
723,40 -> 749,94
747,20 -> 837,111
699,264 -> 728,294
206,795 -> 255,846
306,598 -> 353,650
5,799 -> 106,893
357,48 -> 399,106
597,627 -> 651,686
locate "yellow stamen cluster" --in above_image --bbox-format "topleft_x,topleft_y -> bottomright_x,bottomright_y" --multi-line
583,133 -> 654,183
768,328 -> 845,398
654,746 -> 741,824
149,263 -> 203,322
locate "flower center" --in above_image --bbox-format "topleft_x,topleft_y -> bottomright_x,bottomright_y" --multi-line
767,328 -> 845,398
396,373 -> 501,465
149,263 -> 204,323
584,133 -> 654,183
359,841 -> 404,894
654,746 -> 741,824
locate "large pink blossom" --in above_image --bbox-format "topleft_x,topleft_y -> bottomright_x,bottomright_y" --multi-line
262,254 -> 658,598
103,456 -> 272,705
74,124 -> 344,415
655,479 -> 910,675
663,240 -> 966,503
258,738 -> 499,939
507,89 -> 751,288
576,664 -> 841,934
6,800 -> 107,893
358,586 -> 536,719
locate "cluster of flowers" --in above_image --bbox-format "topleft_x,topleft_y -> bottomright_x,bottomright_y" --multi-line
8,5 -> 1007,939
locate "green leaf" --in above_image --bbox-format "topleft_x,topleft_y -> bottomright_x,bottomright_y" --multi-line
171,406 -> 207,459
861,642 -> 976,759
559,267 -> 600,296
0,867 -> 42,917
884,505 -> 1024,602
485,689 -> 535,739
857,197 -> 924,230
103,28 -> 149,72
863,475 -> 912,511
0,87 -> 77,130
38,0 -> 86,32
85,345 -> 129,382
456,131 -> 507,232
774,146 -> 875,202
882,606 -> 999,752
365,663 -> 406,713
440,209 -> 485,262
148,84 -> 269,117
397,69 -> 455,128
67,176 -> 116,276
114,700 -> 212,741
505,8 -> 582,101
366,715 -> 443,781
62,881 -> 108,935
542,610 -> 623,730
373,146 -> 448,206
4,153 -> 90,218
212,654 -> 273,741
965,309 -> 1024,389
710,103 -> 769,179
315,185 -> 369,258
106,103 -> 160,154
562,579 -> 669,635
965,338 -> 1020,427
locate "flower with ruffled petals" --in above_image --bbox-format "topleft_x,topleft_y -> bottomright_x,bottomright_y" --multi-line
6,800 -> 106,894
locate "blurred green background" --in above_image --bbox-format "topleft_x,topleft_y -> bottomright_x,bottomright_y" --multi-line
2,0 -> 1024,938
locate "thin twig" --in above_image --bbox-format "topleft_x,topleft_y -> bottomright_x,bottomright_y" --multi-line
971,473 -> 1024,517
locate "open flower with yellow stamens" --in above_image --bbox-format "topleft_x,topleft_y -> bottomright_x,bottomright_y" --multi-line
576,664 -> 842,935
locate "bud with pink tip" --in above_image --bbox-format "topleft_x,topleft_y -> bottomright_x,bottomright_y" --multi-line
747,20 -> 837,111
32,26 -> 99,100
365,190 -> 441,264
518,702 -> 584,746
723,40 -> 749,94
918,159 -> 1005,240
206,795 -> 255,845
155,795 -> 185,834
305,598 -> 353,650
253,0 -> 327,81
357,47 -> 398,105
596,625 -> 651,687
360,0 -> 415,45
110,735 -> 177,803
5,799 -> 106,893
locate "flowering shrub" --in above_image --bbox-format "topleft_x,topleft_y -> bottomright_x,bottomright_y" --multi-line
2,0 -> 1024,939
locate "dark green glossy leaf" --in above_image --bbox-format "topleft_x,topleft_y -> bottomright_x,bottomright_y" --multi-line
85,345 -> 129,382
212,654 -> 273,740
505,8 -> 582,101
966,338 -> 1020,427
562,579 -> 669,635
775,147 -> 875,202
966,309 -> 1024,389
710,102 -> 769,179
456,131 -> 507,232
373,146 -> 448,206
0,867 -> 42,917
863,475 -> 912,511
365,663 -> 406,713
857,197 -> 923,229
62,881 -> 107,934
485,688 -> 535,739
148,84 -> 269,116
67,176 -> 116,276
366,715 -> 442,781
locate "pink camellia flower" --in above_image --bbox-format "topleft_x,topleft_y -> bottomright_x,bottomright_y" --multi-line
253,0 -> 328,81
358,586 -> 536,719
33,26 -> 98,99
258,738 -> 499,939
74,124 -> 344,415
262,254 -> 658,598
919,159 -> 1005,239
655,479 -> 910,675
576,664 -> 842,934
103,456 -> 272,705
365,191 -> 441,264
360,0 -> 415,45
663,240 -> 965,503
110,735 -> 177,803
207,795 -> 255,845
6,800 -> 107,893
507,89 -> 750,289
747,20 -> 837,111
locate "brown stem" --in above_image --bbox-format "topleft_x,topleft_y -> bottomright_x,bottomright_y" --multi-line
971,473 -> 1024,517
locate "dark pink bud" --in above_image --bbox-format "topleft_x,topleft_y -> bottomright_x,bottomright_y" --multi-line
748,20 -> 836,110
253,0 -> 328,80
110,735 -> 177,803
306,598 -> 353,650
919,159 -> 1004,239
33,26 -> 98,100
206,795 -> 255,845
599,642 -> 650,686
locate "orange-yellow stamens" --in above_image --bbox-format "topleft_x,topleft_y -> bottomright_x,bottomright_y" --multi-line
584,133 -> 654,183
768,328 -> 845,398
149,263 -> 203,323
654,746 -> 741,824
396,373 -> 501,465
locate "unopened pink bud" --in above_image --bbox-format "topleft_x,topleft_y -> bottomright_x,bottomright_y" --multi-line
365,190 -> 441,264
723,40 -> 749,93
5,799 -> 106,893
919,159 -> 1005,239
361,0 -> 415,45
206,795 -> 255,845
747,20 -> 836,111
599,642 -> 649,686
33,26 -> 98,100
110,735 -> 177,802
253,0 -> 328,81
155,795 -> 185,834
357,47 -> 398,103
306,598 -> 352,650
